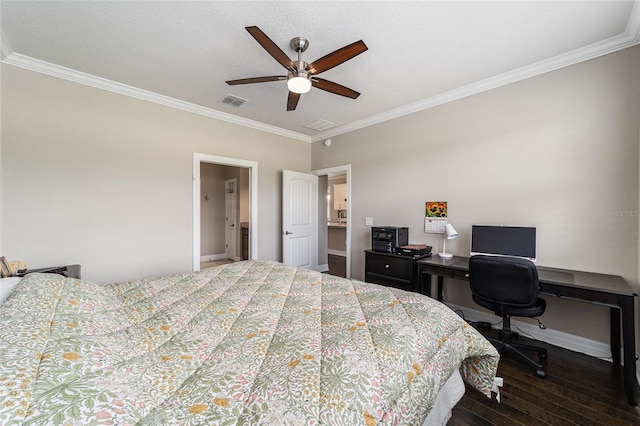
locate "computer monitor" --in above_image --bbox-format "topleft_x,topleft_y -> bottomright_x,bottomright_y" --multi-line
470,225 -> 536,262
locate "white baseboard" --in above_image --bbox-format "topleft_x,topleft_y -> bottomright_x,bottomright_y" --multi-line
200,253 -> 227,262
447,303 -> 614,361
452,302 -> 640,388
318,264 -> 329,273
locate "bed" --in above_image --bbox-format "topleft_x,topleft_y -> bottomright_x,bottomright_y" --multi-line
0,259 -> 499,425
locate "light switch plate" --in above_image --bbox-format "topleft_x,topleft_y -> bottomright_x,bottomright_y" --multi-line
365,217 -> 373,226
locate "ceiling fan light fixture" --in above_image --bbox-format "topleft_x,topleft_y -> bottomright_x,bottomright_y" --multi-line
287,72 -> 312,94
230,27 -> 367,110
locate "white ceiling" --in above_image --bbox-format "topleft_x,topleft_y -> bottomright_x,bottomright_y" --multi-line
1,1 -> 639,142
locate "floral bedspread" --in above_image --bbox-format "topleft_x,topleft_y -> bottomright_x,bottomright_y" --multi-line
0,260 -> 498,425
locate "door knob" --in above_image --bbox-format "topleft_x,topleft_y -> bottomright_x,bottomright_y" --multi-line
284,231 -> 293,235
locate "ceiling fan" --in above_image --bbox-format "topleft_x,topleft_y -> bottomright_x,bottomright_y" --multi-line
226,26 -> 368,111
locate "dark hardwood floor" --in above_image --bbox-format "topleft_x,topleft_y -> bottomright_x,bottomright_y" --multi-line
449,332 -> 640,425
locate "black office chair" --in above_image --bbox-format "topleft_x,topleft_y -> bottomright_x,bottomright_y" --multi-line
469,255 -> 548,378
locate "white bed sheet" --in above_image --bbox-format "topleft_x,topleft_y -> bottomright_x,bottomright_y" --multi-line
423,367 -> 466,425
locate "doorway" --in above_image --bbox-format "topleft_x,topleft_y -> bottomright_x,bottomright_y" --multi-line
193,153 -> 258,271
313,165 -> 351,279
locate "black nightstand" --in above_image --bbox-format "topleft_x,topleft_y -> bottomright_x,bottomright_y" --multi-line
16,264 -> 81,279
364,250 -> 429,292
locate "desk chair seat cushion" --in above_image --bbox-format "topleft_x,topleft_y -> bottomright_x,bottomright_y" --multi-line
469,255 -> 540,308
472,293 -> 546,318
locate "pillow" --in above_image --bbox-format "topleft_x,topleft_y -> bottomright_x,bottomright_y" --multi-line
0,277 -> 22,304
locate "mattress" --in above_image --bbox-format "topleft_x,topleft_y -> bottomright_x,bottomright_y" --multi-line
0,259 -> 498,424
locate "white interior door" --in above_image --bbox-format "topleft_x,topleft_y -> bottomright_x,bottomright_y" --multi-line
225,178 -> 237,260
282,170 -> 318,269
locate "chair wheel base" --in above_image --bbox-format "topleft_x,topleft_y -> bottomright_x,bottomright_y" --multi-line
539,351 -> 547,360
535,368 -> 546,379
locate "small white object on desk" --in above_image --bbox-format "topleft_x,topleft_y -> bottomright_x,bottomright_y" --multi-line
438,224 -> 459,258
0,277 -> 22,304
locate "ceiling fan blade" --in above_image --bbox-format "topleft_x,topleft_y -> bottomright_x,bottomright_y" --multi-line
226,76 -> 285,85
312,78 -> 360,99
287,91 -> 301,111
245,26 -> 296,70
307,40 -> 368,75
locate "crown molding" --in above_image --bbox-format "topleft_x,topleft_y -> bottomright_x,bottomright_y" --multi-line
3,4 -> 639,146
310,8 -> 640,142
1,51 -> 311,143
1,29 -> 13,60
627,0 -> 640,43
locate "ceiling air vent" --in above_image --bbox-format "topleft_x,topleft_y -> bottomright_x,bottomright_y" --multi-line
221,94 -> 248,107
303,119 -> 338,132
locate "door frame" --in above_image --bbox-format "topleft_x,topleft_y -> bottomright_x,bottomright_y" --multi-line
312,164 -> 351,279
193,153 -> 258,271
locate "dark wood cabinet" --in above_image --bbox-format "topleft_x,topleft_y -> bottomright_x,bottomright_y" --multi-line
241,223 -> 249,260
364,250 -> 427,292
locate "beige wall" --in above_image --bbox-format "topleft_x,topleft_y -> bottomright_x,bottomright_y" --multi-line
1,44 -> 638,345
200,163 -> 227,257
239,167 -> 249,223
312,46 -> 640,343
1,65 -> 310,283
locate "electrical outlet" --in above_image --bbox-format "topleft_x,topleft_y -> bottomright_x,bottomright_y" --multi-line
365,217 -> 373,226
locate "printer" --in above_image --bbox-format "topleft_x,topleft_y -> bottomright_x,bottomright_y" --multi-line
371,226 -> 409,253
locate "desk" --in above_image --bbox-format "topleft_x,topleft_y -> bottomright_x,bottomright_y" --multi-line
417,256 -> 638,406
364,250 -> 429,292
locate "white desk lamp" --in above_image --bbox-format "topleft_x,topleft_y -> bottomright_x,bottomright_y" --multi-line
438,224 -> 459,258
